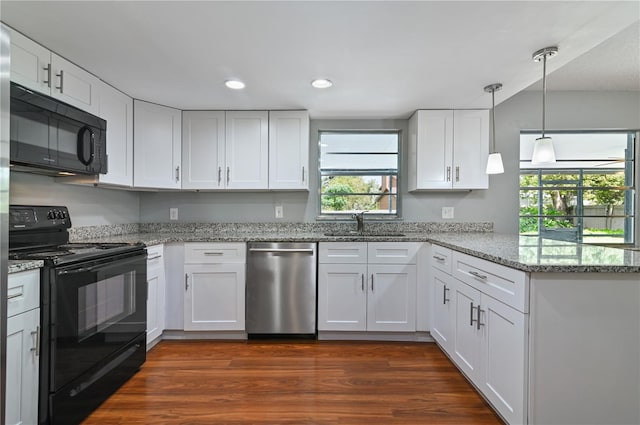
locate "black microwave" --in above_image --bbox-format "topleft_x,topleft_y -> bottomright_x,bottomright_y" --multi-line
10,82 -> 107,175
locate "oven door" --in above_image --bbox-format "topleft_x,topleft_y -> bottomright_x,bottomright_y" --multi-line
50,251 -> 146,392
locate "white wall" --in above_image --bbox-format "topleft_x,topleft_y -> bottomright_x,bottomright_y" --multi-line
9,172 -> 141,227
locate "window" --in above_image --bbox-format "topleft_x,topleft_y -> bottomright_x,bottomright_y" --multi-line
319,131 -> 400,217
519,131 -> 636,244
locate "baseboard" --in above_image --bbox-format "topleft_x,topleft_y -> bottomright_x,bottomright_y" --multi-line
318,331 -> 433,342
162,330 -> 248,340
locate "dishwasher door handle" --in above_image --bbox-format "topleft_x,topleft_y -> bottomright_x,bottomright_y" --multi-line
249,248 -> 315,253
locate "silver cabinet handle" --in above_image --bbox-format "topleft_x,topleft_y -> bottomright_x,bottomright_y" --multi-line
470,302 -> 477,326
175,166 -> 180,182
31,326 -> 40,356
226,167 -> 230,185
204,252 -> 224,256
147,254 -> 162,261
43,64 -> 52,88
185,274 -> 189,291
443,285 -> 450,304
56,69 -> 64,93
7,292 -> 23,300
371,274 -> 374,292
455,166 -> 460,182
477,306 -> 485,330
361,273 -> 364,292
218,167 -> 222,185
433,255 -> 445,262
468,270 -> 488,280
302,166 -> 305,182
446,166 -> 451,182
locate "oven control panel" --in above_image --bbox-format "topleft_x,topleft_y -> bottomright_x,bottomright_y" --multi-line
9,205 -> 71,230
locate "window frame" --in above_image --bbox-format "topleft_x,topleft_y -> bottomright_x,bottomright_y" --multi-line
317,129 -> 402,220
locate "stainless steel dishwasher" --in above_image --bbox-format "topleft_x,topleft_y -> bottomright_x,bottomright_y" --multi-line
246,242 -> 317,336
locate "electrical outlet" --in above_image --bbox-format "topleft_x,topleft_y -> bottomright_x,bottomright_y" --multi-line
442,206 -> 454,219
275,205 -> 284,219
169,208 -> 178,221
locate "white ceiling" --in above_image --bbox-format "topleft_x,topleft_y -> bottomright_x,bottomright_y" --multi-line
1,1 -> 638,119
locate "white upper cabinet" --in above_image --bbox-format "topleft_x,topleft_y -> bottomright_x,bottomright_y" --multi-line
7,26 -> 51,94
408,109 -> 489,190
133,100 -> 182,189
182,111 -> 226,189
225,111 -> 269,190
268,111 -> 309,190
50,53 -> 100,115
7,27 -> 100,114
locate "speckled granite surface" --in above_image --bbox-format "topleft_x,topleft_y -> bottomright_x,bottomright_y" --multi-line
428,233 -> 640,273
9,260 -> 43,274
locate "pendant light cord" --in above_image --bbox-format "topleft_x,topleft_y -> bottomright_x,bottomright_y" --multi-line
491,89 -> 496,152
542,53 -> 547,139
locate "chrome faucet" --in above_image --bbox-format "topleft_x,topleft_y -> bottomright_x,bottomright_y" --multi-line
352,211 -> 367,233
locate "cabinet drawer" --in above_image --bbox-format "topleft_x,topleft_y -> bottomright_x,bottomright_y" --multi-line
452,251 -> 528,313
319,242 -> 367,264
184,243 -> 246,264
431,244 -> 452,274
7,269 -> 40,318
367,242 -> 420,265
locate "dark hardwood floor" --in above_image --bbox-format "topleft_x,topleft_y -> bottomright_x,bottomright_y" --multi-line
83,340 -> 503,424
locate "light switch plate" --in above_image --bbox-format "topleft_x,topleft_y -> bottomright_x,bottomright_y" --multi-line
169,208 -> 178,220
275,205 -> 284,219
442,206 -> 454,219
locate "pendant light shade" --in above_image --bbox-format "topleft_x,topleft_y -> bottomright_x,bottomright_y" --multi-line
531,46 -> 558,165
484,83 -> 504,175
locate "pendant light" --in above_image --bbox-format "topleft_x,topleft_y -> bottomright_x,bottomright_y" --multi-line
531,46 -> 558,165
484,83 -> 504,174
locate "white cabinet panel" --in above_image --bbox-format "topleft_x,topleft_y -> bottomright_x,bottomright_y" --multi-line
225,111 -> 268,189
7,26 -> 51,94
268,110 -> 309,190
452,281 -> 482,382
182,111 -> 226,189
367,264 -> 416,332
452,110 -> 489,189
51,53 -> 100,115
318,242 -> 367,264
133,100 -> 182,189
97,82 -> 133,186
317,263 -> 367,331
184,263 -> 245,331
146,244 -> 165,347
430,268 -> 455,352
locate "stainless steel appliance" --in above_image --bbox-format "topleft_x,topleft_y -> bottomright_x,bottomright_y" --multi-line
8,205 -> 146,425
1,23 -> 11,424
246,242 -> 317,336
9,82 -> 107,175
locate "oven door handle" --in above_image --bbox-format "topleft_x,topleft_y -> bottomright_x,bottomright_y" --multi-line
57,253 -> 145,276
58,267 -> 94,275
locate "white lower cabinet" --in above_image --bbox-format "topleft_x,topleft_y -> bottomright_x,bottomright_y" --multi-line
430,245 -> 527,424
183,243 -> 246,331
318,242 -> 418,333
146,245 -> 166,348
6,270 -> 40,425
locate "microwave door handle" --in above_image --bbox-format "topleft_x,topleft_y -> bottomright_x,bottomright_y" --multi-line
77,126 -> 95,166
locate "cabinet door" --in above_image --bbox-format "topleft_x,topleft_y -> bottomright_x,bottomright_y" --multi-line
452,110 -> 489,189
6,308 -> 40,425
146,245 -> 165,346
184,264 -> 245,331
480,295 -> 527,425
182,111 -> 226,189
367,264 -> 417,332
318,263 -> 367,331
452,281 -> 482,382
410,110 -> 454,190
7,26 -> 52,94
225,111 -> 268,189
133,100 -> 182,189
268,111 -> 309,190
97,81 -> 134,186
431,268 -> 455,352
51,53 -> 100,114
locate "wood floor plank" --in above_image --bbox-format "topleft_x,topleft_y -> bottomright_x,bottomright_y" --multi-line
82,340 -> 503,425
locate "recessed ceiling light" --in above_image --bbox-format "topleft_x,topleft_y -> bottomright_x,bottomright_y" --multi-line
225,80 -> 245,90
311,79 -> 333,89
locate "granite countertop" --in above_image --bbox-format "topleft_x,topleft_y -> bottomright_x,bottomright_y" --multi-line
8,260 -> 44,274
75,228 -> 640,273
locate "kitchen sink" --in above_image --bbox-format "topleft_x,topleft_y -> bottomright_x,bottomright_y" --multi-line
324,231 -> 405,237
